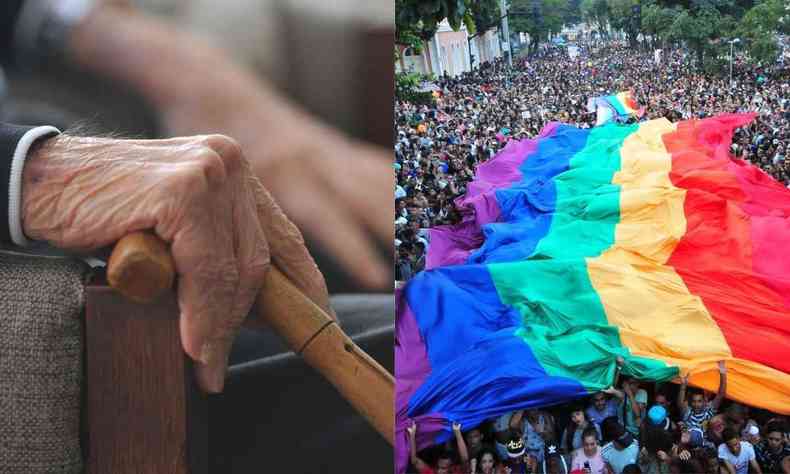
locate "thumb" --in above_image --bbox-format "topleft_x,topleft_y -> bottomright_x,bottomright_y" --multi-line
193,337 -> 233,393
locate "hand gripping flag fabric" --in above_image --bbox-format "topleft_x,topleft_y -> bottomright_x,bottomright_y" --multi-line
395,114 -> 790,474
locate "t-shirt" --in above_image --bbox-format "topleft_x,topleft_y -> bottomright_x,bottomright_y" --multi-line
683,403 -> 716,431
418,465 -> 464,474
755,441 -> 790,473
586,399 -> 619,429
718,441 -> 755,474
561,424 -> 602,451
601,440 -> 639,474
571,449 -> 607,474
621,390 -> 648,436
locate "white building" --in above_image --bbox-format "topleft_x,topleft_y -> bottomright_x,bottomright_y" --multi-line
397,20 -> 504,77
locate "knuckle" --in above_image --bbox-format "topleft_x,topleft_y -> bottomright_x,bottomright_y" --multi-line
201,134 -> 243,168
189,148 -> 227,187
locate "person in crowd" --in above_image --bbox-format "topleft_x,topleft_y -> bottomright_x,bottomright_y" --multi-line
724,403 -> 750,436
408,421 -> 470,474
495,409 -> 556,465
571,427 -> 607,474
470,447 -> 506,474
395,42 -> 790,282
562,405 -> 602,453
465,425 -> 494,461
606,377 -> 647,437
502,436 -> 539,474
621,465 -> 642,474
677,362 -> 727,432
601,424 -> 639,474
651,393 -> 677,431
718,428 -> 762,474
706,415 -> 728,449
755,422 -> 790,474
638,424 -> 675,474
701,446 -> 728,474
543,444 -> 571,474
588,392 -> 621,433
646,406 -> 672,433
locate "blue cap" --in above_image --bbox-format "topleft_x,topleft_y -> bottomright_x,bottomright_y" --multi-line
648,405 -> 667,425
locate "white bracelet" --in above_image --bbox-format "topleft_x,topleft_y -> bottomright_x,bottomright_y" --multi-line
8,126 -> 60,247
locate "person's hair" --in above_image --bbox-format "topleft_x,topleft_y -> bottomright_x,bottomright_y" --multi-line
721,428 -> 738,443
582,426 -> 598,443
601,416 -> 622,444
765,421 -> 786,436
622,464 -> 642,474
642,424 -> 673,455
688,390 -> 705,401
436,449 -> 454,462
701,446 -> 719,462
565,406 -> 588,449
475,447 -> 500,466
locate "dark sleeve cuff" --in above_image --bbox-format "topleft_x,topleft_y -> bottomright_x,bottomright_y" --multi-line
0,123 -> 60,246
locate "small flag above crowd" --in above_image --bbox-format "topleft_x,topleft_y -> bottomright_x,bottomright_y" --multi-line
587,91 -> 646,126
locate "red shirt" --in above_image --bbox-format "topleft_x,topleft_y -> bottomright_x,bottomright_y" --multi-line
418,465 -> 464,474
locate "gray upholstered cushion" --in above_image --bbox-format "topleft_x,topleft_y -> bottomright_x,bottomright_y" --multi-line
0,251 -> 89,473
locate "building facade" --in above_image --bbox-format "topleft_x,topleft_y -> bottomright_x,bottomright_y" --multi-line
396,20 -> 504,77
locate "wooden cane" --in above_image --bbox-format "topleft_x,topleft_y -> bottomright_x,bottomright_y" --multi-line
106,231 -> 394,445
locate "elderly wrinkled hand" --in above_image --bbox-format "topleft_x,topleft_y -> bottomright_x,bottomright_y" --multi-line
21,133 -> 331,393
69,5 -> 391,289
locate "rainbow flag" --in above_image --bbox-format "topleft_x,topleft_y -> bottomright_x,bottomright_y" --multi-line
588,91 -> 645,126
396,114 -> 790,473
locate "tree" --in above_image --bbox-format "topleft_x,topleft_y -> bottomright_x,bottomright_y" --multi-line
509,0 -> 566,52
736,0 -> 789,63
666,5 -> 735,70
641,2 -> 678,48
581,0 -> 611,37
395,0 -> 478,52
606,0 -> 641,46
471,0 -> 502,33
565,0 -> 584,25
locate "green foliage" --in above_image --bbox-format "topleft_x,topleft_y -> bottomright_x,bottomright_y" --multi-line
641,2 -> 678,45
565,0 -> 584,25
735,0 -> 788,63
395,72 -> 437,105
580,0 -> 611,34
471,0 -> 502,33
509,0 -> 567,47
396,0 -> 477,43
739,0 -> 789,35
664,6 -> 735,68
606,0 -> 640,45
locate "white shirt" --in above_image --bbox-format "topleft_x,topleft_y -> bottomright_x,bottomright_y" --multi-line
718,441 -> 755,474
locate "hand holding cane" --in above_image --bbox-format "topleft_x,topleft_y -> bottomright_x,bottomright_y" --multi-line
106,231 -> 394,445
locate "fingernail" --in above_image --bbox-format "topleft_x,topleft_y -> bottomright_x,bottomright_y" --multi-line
204,364 -> 226,393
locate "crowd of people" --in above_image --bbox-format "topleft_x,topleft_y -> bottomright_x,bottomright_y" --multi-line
395,38 -> 790,473
394,40 -> 790,281
406,360 -> 790,474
